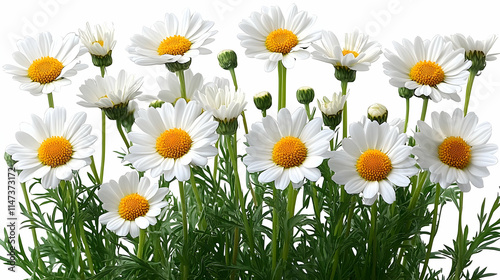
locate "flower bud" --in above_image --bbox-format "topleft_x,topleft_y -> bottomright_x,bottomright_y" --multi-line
253,91 -> 272,111
317,92 -> 347,130
398,87 -> 415,99
217,49 -> 238,70
334,66 -> 356,83
296,86 -> 315,105
367,103 -> 388,124
165,59 -> 192,73
466,50 -> 487,73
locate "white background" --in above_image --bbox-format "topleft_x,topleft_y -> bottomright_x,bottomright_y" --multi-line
0,0 -> 499,278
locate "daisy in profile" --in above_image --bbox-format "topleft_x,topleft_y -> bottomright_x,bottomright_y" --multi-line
446,34 -> 498,72
125,99 -> 218,181
156,69 -> 204,104
98,171 -> 169,238
317,91 -> 348,129
311,29 -> 382,72
329,120 -> 418,204
413,109 -> 497,192
79,22 -> 116,67
127,10 -> 216,67
237,4 -> 320,72
383,35 -> 472,102
78,70 -> 143,109
6,107 -> 97,189
3,32 -> 87,96
243,107 -> 334,190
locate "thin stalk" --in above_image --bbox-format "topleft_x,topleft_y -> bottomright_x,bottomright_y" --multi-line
419,184 -> 441,280
229,68 -> 239,91
177,70 -> 187,100
47,92 -> 54,108
369,202 -> 378,279
272,186 -> 279,272
116,119 -> 130,151
99,110 -> 106,183
231,227 -> 240,280
278,61 -> 287,110
190,168 -> 206,230
404,98 -> 410,133
463,70 -> 477,116
89,156 -> 101,184
282,185 -> 298,263
72,187 -> 95,275
420,97 -> 429,122
137,228 -> 147,260
341,80 -> 348,139
20,182 -> 46,273
178,181 -> 189,280
455,192 -> 465,280
100,66 -> 106,78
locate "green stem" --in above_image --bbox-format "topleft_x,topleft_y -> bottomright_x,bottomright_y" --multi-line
20,182 -> 46,273
100,66 -> 106,78
420,97 -> 429,122
47,92 -> 54,108
178,181 -> 189,280
272,186 -> 279,273
190,168 -> 206,230
72,186 -> 95,275
463,70 -> 477,116
341,80 -> 348,139
282,185 -> 298,263
177,70 -> 187,100
455,191 -> 465,280
420,184 -> 441,280
89,156 -> 101,184
278,61 -> 287,110
369,202 -> 378,279
404,98 -> 410,133
229,68 -> 238,91
137,228 -> 147,260
99,110 -> 106,183
116,119 -> 130,151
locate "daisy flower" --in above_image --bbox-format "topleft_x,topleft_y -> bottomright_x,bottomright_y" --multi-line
197,77 -> 247,122
329,120 -> 418,204
77,70 -> 143,109
311,29 -> 382,71
446,34 -> 498,72
243,107 -> 334,190
317,91 -> 347,129
237,4 -> 321,72
6,107 -> 97,189
79,22 -> 116,57
413,108 -> 497,192
383,35 -> 472,102
98,171 -> 169,238
125,99 -> 218,181
3,32 -> 87,96
127,10 -> 216,66
156,69 -> 203,103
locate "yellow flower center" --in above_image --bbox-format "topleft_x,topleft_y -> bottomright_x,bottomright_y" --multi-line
356,149 -> 392,181
438,136 -> 471,169
156,128 -> 192,159
272,136 -> 308,168
409,60 -> 445,86
93,40 -> 104,46
118,193 -> 150,221
265,29 -> 299,54
342,49 -> 359,57
27,56 -> 64,84
38,136 -> 73,168
157,35 -> 192,56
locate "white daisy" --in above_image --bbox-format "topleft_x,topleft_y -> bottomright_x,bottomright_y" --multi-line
156,69 -> 203,104
77,70 -> 143,109
125,99 -> 218,181
78,22 -> 116,57
3,32 -> 87,96
383,35 -> 472,102
127,10 -> 216,66
196,77 -> 247,122
311,29 -> 382,71
446,34 -> 498,62
237,4 -> 321,72
329,120 -> 418,204
98,171 -> 169,238
317,92 -> 347,116
243,107 -> 334,190
413,108 -> 498,192
6,107 -> 97,189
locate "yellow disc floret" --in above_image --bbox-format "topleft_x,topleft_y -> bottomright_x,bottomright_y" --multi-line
118,193 -> 150,221
265,29 -> 299,54
409,60 -> 445,86
342,49 -> 359,57
156,128 -> 192,159
38,136 -> 73,167
272,136 -> 307,168
157,35 -> 192,56
356,149 -> 392,181
438,136 -> 471,169
28,56 -> 64,84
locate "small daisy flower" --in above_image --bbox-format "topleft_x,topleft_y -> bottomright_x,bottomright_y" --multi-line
125,99 -> 218,181
197,77 -> 247,122
413,108 -> 497,192
329,120 -> 418,204
317,92 -> 347,129
98,171 -> 169,238
446,34 -> 498,72
238,4 -> 321,72
127,10 -> 216,66
3,32 -> 87,96
383,36 -> 472,102
243,107 -> 334,190
77,70 -> 143,109
6,107 -> 97,189
312,29 -> 382,72
79,22 -> 116,57
156,69 -> 204,104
